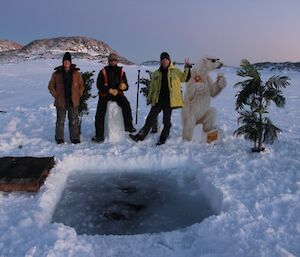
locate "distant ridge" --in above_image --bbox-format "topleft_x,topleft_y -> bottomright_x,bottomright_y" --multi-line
253,61 -> 300,71
0,40 -> 22,52
140,60 -> 189,66
140,60 -> 160,66
0,36 -> 133,64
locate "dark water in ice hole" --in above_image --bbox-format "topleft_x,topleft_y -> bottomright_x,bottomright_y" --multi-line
51,172 -> 215,235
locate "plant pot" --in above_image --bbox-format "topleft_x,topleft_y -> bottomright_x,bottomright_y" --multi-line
251,147 -> 265,153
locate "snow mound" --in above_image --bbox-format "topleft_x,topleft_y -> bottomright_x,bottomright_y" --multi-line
104,102 -> 126,142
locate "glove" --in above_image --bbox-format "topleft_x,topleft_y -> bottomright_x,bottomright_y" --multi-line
109,88 -> 119,96
119,83 -> 127,91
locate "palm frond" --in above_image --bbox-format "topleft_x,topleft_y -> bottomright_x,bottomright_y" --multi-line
249,98 -> 261,112
262,117 -> 281,144
237,110 -> 259,124
145,70 -> 153,79
234,124 -> 258,142
263,88 -> 286,107
234,79 -> 254,88
235,80 -> 261,110
79,71 -> 95,117
265,75 -> 290,90
237,59 -> 261,80
137,70 -> 153,97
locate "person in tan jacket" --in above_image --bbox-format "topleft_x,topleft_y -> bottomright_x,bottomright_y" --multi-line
48,52 -> 84,144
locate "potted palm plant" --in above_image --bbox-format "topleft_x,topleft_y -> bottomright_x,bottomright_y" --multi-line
234,59 -> 290,152
137,70 -> 158,133
78,71 -> 95,134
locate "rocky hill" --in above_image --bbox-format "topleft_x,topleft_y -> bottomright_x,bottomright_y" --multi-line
253,61 -> 300,71
140,60 -> 160,66
0,40 -> 22,52
0,36 -> 133,64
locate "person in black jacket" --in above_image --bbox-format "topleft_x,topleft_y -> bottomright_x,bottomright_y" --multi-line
92,53 -> 136,143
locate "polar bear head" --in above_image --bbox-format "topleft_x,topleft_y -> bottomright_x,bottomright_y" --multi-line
191,57 -> 223,79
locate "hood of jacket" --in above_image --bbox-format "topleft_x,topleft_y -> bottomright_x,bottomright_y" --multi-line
54,64 -> 80,72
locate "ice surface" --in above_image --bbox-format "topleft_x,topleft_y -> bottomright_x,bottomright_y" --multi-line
0,60 -> 299,256
52,171 -> 215,235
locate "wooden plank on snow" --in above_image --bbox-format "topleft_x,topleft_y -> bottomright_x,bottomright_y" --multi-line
0,156 -> 55,192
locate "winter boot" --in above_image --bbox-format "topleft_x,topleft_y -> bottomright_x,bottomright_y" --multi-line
92,136 -> 105,143
71,139 -> 81,144
129,134 -> 142,142
129,127 -> 149,142
55,137 -> 64,145
125,127 -> 137,133
156,136 -> 167,146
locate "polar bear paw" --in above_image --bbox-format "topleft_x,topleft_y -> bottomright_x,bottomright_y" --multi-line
217,73 -> 227,88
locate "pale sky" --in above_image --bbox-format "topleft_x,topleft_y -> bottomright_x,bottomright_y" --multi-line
1,0 -> 299,66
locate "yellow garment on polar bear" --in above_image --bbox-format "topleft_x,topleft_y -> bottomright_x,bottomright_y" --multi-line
147,63 -> 189,108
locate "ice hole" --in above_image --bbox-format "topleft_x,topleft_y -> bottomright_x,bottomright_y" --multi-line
51,171 -> 217,235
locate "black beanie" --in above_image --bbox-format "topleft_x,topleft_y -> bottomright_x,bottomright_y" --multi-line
62,52 -> 72,63
160,52 -> 171,61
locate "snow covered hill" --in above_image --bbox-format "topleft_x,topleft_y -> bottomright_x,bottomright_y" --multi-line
140,60 -> 161,66
0,40 -> 22,52
0,36 -> 133,64
0,60 -> 299,257
254,61 -> 300,72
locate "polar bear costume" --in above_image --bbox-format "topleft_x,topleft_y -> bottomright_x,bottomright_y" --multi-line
182,57 -> 226,142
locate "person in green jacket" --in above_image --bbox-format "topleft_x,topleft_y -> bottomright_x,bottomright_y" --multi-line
130,52 -> 191,145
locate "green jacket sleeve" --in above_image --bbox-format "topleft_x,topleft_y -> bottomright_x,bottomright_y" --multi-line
175,66 -> 190,82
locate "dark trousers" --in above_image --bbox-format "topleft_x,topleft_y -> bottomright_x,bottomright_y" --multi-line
141,101 -> 172,139
55,104 -> 80,142
95,95 -> 134,137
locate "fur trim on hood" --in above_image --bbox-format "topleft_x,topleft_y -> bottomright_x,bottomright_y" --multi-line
54,64 -> 80,71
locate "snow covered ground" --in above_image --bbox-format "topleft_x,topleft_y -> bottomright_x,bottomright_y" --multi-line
0,59 -> 299,257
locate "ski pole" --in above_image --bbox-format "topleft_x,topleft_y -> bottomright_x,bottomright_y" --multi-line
135,69 -> 140,125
